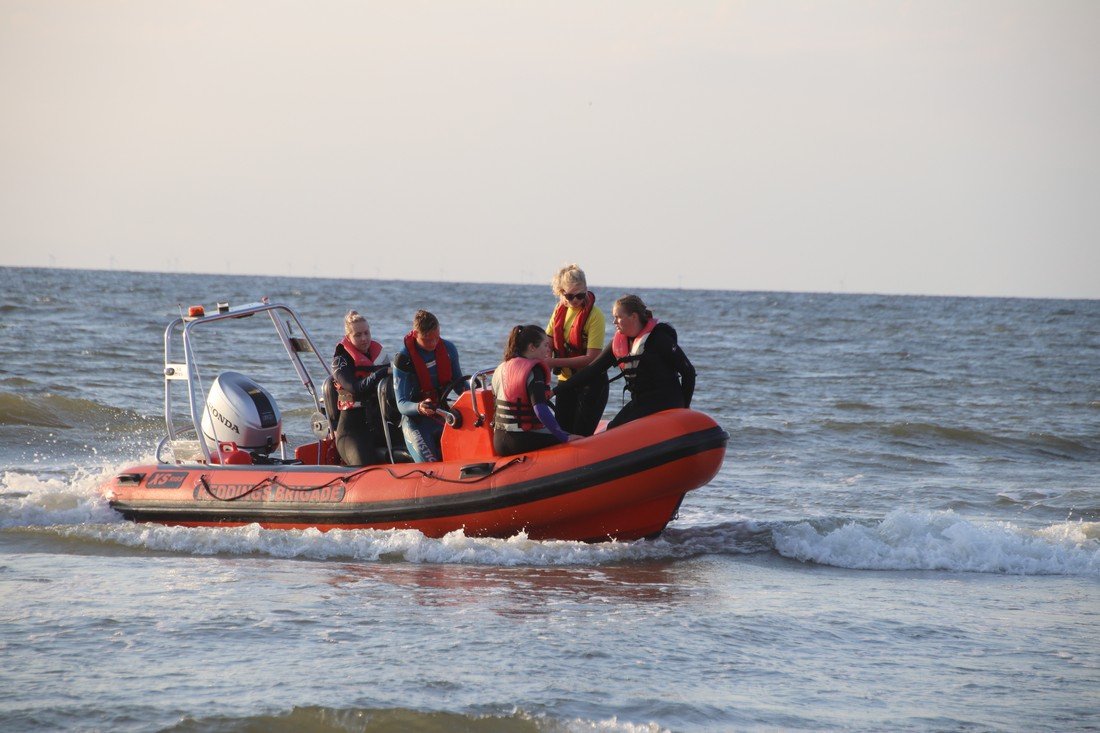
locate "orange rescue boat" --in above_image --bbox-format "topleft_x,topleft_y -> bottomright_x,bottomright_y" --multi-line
101,299 -> 727,542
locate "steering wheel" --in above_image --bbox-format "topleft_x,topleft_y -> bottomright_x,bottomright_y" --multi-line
437,374 -> 471,408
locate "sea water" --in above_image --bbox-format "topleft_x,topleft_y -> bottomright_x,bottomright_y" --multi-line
1,266 -> 1097,732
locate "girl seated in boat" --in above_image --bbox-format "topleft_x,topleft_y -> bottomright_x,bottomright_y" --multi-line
491,324 -> 576,456
331,310 -> 389,466
555,294 -> 695,429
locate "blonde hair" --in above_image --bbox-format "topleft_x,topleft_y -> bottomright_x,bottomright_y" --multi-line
344,310 -> 368,336
551,263 -> 587,295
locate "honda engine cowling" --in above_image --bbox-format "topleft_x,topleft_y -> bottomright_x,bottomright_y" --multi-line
200,371 -> 281,454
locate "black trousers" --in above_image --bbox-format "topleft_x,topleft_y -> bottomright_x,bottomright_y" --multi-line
493,429 -> 562,457
335,408 -> 385,466
607,390 -> 685,430
554,372 -> 609,436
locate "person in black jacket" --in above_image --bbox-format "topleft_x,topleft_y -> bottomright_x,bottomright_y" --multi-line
331,310 -> 389,466
556,294 -> 695,429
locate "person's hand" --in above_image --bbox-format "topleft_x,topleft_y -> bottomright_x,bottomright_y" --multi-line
417,399 -> 437,416
565,433 -> 581,442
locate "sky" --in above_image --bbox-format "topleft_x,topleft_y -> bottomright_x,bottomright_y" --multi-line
2,1 -> 1098,299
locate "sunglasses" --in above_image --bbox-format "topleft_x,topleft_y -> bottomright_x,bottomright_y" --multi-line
562,291 -> 587,302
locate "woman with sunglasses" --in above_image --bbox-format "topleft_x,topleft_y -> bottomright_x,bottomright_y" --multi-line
492,325 -> 575,456
544,264 -> 609,435
555,294 -> 695,430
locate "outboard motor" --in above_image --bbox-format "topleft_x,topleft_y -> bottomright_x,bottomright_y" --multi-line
200,371 -> 281,456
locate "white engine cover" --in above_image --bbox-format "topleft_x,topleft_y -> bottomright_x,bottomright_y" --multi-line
200,371 -> 281,454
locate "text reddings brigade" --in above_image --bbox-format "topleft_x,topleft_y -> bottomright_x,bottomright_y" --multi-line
195,483 -> 346,503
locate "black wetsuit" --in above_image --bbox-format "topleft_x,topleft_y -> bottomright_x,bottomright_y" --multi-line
557,322 -> 695,429
554,371 -> 609,437
331,344 -> 389,466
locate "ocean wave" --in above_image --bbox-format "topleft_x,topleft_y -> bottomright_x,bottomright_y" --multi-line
820,418 -> 1096,459
0,466 -> 766,565
659,519 -> 774,555
833,400 -> 877,411
0,467 -> 123,528
0,391 -> 158,430
162,705 -> 667,733
771,509 -> 1100,577
993,489 -> 1100,519
52,521 -> 715,566
6,466 -> 1096,576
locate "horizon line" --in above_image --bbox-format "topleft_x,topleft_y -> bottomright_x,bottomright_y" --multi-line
1,263 -> 1096,303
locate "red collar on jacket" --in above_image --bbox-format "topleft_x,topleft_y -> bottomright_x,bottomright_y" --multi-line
340,336 -> 382,368
403,331 -> 453,399
551,291 -> 595,357
612,318 -> 658,360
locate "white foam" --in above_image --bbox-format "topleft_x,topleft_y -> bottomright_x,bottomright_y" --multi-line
555,716 -> 668,733
0,464 -> 773,565
0,465 -> 123,528
25,462 -> 1092,576
0,462 -> 721,565
772,508 -> 1100,577
53,521 -> 697,566
495,708 -> 668,733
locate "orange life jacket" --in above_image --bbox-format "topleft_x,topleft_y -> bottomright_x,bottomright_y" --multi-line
611,318 -> 658,384
492,357 -> 552,432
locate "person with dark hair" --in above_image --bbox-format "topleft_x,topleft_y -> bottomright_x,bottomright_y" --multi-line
331,310 -> 388,466
544,263 -> 608,436
556,294 -> 695,429
392,309 -> 465,462
491,324 -> 575,456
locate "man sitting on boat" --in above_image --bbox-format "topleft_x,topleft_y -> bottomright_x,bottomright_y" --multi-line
392,309 -> 465,462
331,310 -> 389,466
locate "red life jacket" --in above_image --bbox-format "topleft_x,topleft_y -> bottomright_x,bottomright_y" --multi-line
340,337 -> 383,370
550,292 -> 595,358
612,318 -> 658,383
336,337 -> 383,410
403,331 -> 453,402
492,357 -> 552,432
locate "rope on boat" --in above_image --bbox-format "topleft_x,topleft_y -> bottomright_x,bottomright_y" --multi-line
376,456 -> 526,485
196,456 -> 528,502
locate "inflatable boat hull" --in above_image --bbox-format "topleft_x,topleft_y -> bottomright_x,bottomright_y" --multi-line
105,409 -> 727,542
